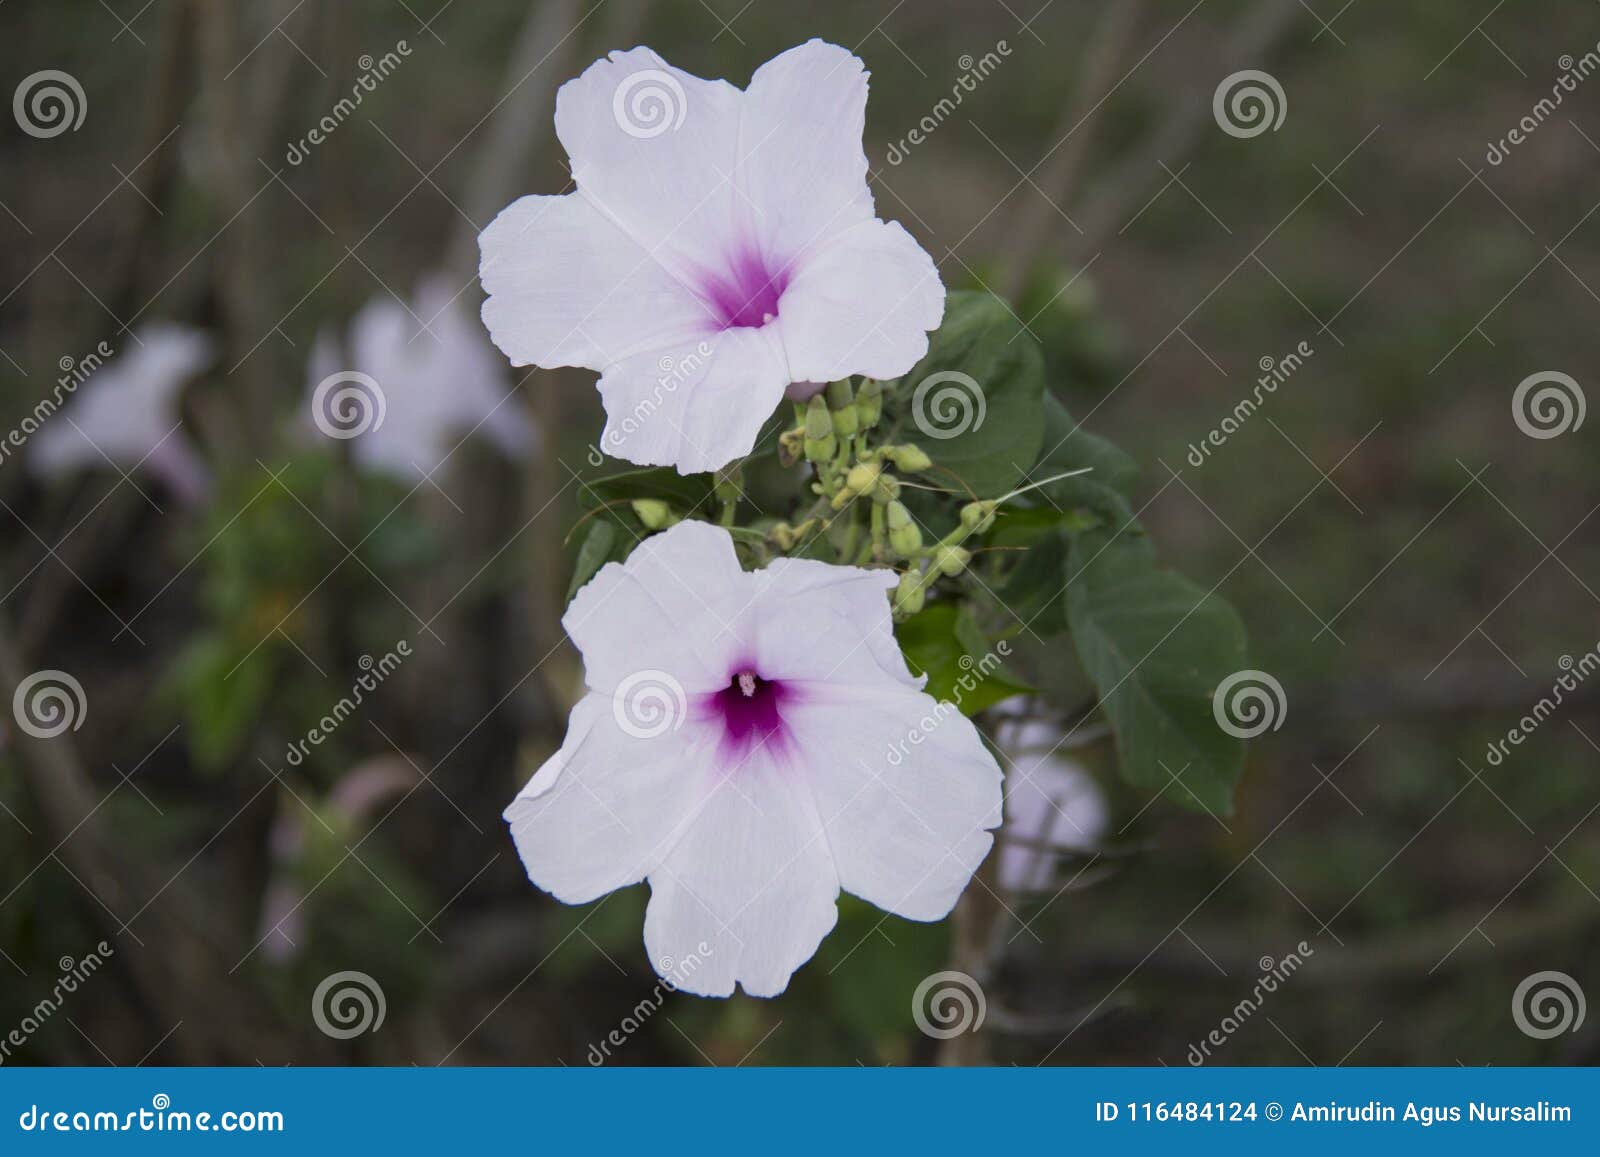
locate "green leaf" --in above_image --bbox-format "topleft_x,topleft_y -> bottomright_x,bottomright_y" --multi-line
885,290 -> 1045,497
1037,392 -> 1139,495
1065,535 -> 1247,815
566,518 -> 623,603
895,602 -> 1033,715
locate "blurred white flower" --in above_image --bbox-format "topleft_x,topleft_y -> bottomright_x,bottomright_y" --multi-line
996,710 -> 1109,894
477,40 -> 945,474
307,275 -> 535,482
28,324 -> 213,505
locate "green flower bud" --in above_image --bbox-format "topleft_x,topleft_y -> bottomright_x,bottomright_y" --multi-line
845,461 -> 881,494
872,472 -> 901,504
959,500 -> 997,535
631,499 -> 676,530
825,378 -> 854,410
832,403 -> 859,439
888,444 -> 933,473
934,544 -> 971,577
886,501 -> 922,556
855,379 -> 883,429
803,395 -> 836,462
893,569 -> 926,615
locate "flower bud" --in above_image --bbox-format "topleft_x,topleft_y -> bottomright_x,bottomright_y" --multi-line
933,544 -> 971,577
872,472 -> 901,504
631,499 -> 676,530
887,444 -> 933,473
825,378 -> 854,410
855,379 -> 883,429
803,395 -> 836,462
959,500 -> 997,535
886,501 -> 922,556
893,569 -> 926,615
844,461 -> 881,494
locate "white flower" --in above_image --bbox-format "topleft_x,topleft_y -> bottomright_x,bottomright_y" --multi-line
477,40 -> 945,475
996,713 -> 1108,894
307,275 -> 535,482
505,521 -> 1001,997
29,324 -> 213,505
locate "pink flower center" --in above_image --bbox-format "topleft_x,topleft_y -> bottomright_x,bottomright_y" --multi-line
705,666 -> 791,764
698,246 -> 789,331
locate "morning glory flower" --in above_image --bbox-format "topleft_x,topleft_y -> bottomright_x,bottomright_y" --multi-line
477,39 -> 945,474
28,323 -> 213,505
996,712 -> 1108,894
306,275 -> 535,482
505,520 -> 1002,997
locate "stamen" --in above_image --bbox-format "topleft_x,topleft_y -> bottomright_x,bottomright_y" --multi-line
737,671 -> 758,698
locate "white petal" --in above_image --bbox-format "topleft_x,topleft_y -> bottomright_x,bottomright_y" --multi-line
787,686 -> 1003,921
643,748 -> 839,997
777,218 -> 945,383
555,47 -> 745,283
564,519 -> 751,693
741,40 -> 875,262
748,557 -> 920,690
479,193 -> 714,371
505,694 -> 716,904
595,327 -> 789,472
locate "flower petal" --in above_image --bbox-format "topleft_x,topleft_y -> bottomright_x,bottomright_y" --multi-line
555,47 -> 745,282
786,686 -> 1003,921
643,748 -> 839,997
564,519 -> 751,693
777,217 -> 945,383
748,557 -> 921,690
479,193 -> 714,371
505,694 -> 716,904
741,40 -> 875,262
595,327 -> 789,472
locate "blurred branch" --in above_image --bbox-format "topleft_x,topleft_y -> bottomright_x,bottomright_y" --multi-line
1071,0 -> 1303,255
0,611 -> 325,1063
994,0 -> 1146,302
